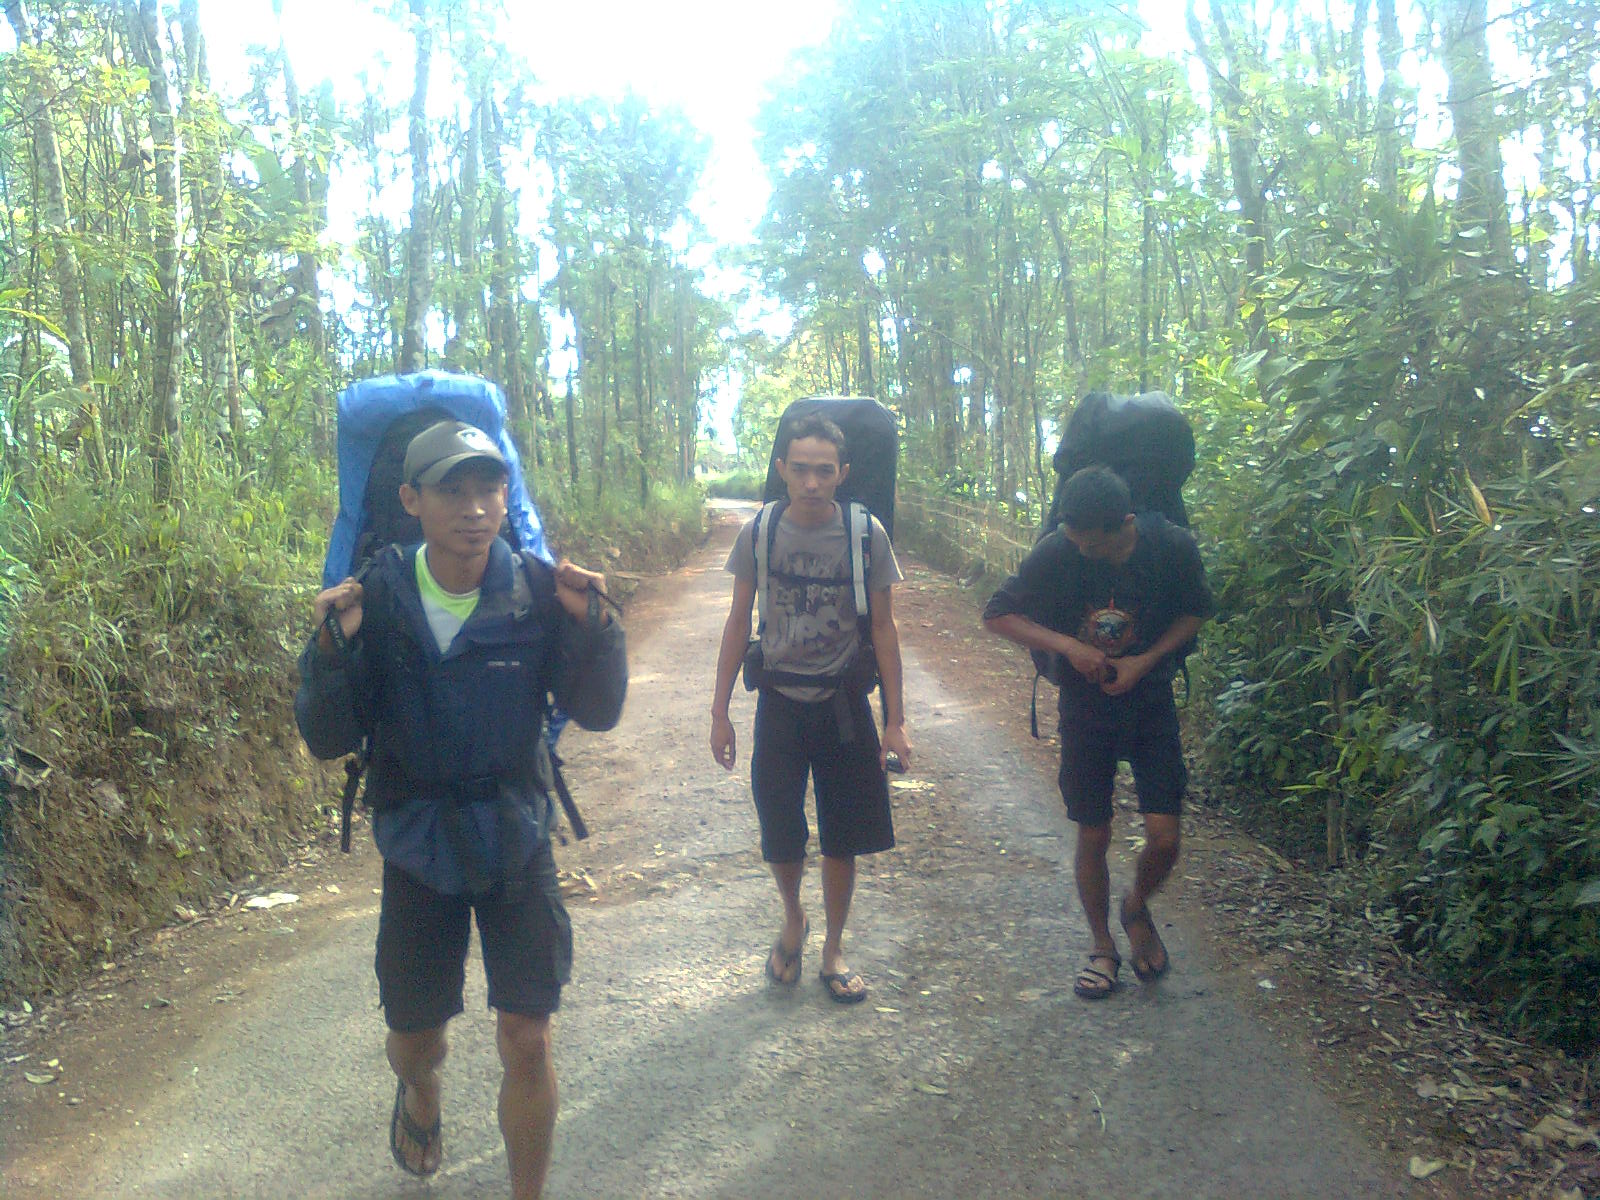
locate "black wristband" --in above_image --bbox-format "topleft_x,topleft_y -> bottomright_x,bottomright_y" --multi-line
322,607 -> 351,656
586,581 -> 622,623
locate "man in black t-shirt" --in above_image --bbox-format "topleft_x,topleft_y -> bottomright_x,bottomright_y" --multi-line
984,467 -> 1214,999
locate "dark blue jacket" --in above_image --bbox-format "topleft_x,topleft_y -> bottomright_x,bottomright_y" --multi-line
295,538 -> 627,894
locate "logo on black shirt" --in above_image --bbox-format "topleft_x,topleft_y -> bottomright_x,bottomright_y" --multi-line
1079,595 -> 1136,655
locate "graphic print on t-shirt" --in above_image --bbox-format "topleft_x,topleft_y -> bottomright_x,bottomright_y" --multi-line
1078,593 -> 1136,656
771,553 -> 855,653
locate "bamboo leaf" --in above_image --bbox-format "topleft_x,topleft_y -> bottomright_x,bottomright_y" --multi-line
1464,469 -> 1492,526
0,305 -> 68,340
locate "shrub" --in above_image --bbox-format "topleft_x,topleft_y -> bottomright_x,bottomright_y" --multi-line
0,457 -> 331,1000
704,469 -> 764,501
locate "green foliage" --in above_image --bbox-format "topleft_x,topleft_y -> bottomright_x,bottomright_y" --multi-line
731,373 -> 797,467
704,470 -> 764,501
0,451 -> 333,1000
1199,204 -> 1600,1049
540,478 -> 706,573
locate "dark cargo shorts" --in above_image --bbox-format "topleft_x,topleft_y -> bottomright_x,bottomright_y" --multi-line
1057,684 -> 1187,826
750,688 -> 895,862
375,841 -> 572,1031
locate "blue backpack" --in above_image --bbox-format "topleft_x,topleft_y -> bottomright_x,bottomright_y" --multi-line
321,371 -> 551,587
320,372 -> 588,846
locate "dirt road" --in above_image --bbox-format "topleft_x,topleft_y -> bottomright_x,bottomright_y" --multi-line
1,505 -> 1410,1198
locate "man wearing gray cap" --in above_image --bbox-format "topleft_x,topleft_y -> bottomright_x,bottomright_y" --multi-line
296,418 -> 627,1199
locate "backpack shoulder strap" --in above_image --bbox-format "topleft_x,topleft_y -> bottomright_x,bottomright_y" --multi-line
847,501 -> 870,629
511,550 -> 544,615
350,543 -> 402,633
753,499 -> 787,635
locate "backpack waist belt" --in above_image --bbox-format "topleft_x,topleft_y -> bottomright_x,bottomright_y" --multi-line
375,767 -> 533,810
745,649 -> 878,743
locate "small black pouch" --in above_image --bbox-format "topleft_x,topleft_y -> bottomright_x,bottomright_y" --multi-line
841,644 -> 880,693
741,639 -> 765,692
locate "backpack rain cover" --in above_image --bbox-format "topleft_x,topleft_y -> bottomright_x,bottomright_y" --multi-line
322,370 -> 552,587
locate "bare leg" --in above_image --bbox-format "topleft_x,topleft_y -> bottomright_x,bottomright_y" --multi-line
767,859 -> 808,982
1131,813 -> 1181,908
1074,822 -> 1116,956
819,854 -> 866,999
1071,821 -> 1123,996
1122,812 -> 1181,978
497,1010 -> 557,1200
387,1025 -> 446,1174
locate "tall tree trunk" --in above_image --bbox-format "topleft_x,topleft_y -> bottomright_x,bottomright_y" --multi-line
271,0 -> 323,366
179,0 -> 243,453
674,275 -> 693,482
399,0 -> 432,374
857,306 -> 875,396
1098,161 -> 1111,345
485,92 -> 525,435
1440,0 -> 1512,271
634,281 -> 648,507
598,273 -> 616,503
4,0 -> 106,475
126,0 -> 184,501
454,86 -> 485,353
564,361 -> 579,484
1041,203 -> 1083,378
1374,0 -> 1403,201
1138,154 -> 1152,392
358,84 -> 400,371
1190,0 -> 1268,352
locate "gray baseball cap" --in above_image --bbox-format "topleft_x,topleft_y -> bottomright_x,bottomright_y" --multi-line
403,420 -> 508,487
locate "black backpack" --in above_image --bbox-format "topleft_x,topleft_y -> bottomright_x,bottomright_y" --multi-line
761,395 -> 898,538
353,406 -> 448,564
1028,391 -> 1197,729
1044,390 -> 1194,536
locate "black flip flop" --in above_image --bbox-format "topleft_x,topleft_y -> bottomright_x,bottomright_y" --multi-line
764,917 -> 808,986
1120,898 -> 1171,983
390,1078 -> 442,1178
820,969 -> 868,1004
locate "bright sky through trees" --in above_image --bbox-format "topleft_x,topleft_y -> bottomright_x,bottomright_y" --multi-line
195,0 -> 844,439
205,0 -> 841,261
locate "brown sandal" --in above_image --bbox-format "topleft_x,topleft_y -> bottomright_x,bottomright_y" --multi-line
1073,951 -> 1121,999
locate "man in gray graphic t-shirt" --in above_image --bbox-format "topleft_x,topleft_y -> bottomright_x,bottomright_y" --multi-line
722,505 -> 899,703
709,414 -> 912,1004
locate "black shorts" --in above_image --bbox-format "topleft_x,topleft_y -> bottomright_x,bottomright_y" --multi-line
1057,685 -> 1187,826
374,842 -> 572,1032
750,688 -> 895,862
